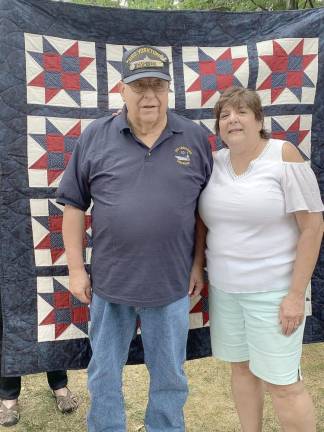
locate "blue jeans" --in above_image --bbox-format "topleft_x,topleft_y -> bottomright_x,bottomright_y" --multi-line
87,293 -> 189,432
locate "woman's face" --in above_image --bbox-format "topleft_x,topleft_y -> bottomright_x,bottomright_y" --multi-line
218,102 -> 262,149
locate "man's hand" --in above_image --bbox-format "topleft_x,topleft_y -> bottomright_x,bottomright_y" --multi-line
188,264 -> 205,297
279,293 -> 305,336
69,268 -> 92,304
112,109 -> 122,116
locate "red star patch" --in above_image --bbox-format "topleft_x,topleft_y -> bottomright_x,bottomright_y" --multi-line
258,40 -> 316,102
190,284 -> 209,325
186,48 -> 246,106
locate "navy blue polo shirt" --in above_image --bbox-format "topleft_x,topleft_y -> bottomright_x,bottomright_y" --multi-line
56,109 -> 213,307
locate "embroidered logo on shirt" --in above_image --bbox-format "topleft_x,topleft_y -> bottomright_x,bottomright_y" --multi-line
175,146 -> 192,165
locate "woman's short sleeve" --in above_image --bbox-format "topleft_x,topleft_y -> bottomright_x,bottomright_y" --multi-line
282,162 -> 324,213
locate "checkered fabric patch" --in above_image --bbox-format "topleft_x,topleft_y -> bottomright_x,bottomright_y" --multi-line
28,116 -> 93,187
183,45 -> 249,108
193,119 -> 221,152
263,114 -> 312,159
37,276 -> 90,342
30,199 -> 92,266
256,38 -> 318,105
25,33 -> 97,107
189,283 -> 209,329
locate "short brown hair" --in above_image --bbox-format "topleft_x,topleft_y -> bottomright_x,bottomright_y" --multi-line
214,87 -> 270,140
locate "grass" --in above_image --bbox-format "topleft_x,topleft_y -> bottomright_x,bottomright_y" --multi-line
6,343 -> 324,431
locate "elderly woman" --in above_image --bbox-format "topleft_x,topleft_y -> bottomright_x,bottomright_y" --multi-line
199,86 -> 323,432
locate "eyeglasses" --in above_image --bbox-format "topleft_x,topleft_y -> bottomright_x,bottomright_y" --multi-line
128,79 -> 169,94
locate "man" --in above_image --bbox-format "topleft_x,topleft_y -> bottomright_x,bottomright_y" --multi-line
57,45 -> 212,432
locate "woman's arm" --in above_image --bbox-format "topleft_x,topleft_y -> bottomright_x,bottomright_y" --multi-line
279,142 -> 323,336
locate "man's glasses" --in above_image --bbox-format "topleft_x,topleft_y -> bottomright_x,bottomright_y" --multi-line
128,79 -> 169,94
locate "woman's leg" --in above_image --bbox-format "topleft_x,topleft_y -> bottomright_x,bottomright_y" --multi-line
231,361 -> 264,432
47,370 -> 78,413
0,376 -> 20,426
240,290 -> 314,431
0,376 -> 21,402
46,370 -> 68,391
209,287 -> 263,430
267,380 -> 316,432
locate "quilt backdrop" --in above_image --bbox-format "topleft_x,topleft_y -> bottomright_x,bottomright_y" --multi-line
0,0 -> 323,376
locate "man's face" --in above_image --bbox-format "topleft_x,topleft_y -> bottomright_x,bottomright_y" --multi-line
120,77 -> 169,126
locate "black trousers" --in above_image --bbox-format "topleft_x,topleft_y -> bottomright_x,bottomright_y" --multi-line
0,370 -> 68,400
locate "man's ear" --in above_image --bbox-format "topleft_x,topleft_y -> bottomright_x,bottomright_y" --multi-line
119,81 -> 125,101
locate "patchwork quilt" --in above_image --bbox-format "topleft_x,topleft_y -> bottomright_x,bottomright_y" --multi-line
0,0 -> 323,375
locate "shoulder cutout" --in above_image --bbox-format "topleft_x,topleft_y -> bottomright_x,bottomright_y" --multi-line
213,147 -> 227,161
282,141 -> 304,163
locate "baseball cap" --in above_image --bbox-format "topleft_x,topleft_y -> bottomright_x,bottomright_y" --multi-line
121,45 -> 171,84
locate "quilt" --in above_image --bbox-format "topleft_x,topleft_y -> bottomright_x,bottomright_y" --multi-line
0,0 -> 323,375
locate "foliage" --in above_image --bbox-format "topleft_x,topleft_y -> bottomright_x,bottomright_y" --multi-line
68,0 -> 110,6
127,0 -> 175,8
70,0 -> 123,6
70,0 -> 324,10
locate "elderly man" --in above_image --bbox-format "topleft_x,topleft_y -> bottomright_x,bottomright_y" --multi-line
57,45 -> 212,432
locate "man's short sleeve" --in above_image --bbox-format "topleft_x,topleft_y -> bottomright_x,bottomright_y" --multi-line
202,129 -> 214,188
56,133 -> 91,211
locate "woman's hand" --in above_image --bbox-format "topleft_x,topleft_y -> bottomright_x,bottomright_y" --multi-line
279,293 -> 305,336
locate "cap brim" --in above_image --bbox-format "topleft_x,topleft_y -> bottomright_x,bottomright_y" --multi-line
123,71 -> 171,84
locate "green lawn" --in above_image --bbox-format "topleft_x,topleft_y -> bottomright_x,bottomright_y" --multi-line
6,343 -> 324,431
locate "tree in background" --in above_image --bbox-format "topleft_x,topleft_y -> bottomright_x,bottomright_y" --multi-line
70,0 -> 324,10
176,0 -> 322,10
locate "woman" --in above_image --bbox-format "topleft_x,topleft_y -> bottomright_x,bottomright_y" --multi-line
199,86 -> 323,432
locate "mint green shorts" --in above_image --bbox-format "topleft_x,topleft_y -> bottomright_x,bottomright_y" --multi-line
209,286 -> 306,385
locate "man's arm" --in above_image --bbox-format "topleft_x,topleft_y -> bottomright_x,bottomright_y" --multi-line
188,214 -> 207,297
62,204 -> 91,304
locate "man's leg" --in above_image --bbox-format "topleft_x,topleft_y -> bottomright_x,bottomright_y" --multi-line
0,376 -> 20,426
87,293 -> 137,432
47,370 -> 78,413
140,295 -> 189,432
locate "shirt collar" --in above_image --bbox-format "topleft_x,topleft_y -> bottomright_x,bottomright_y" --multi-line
166,110 -> 184,134
117,105 -> 131,133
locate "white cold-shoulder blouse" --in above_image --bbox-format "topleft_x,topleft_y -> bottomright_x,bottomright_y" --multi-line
198,138 -> 323,294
